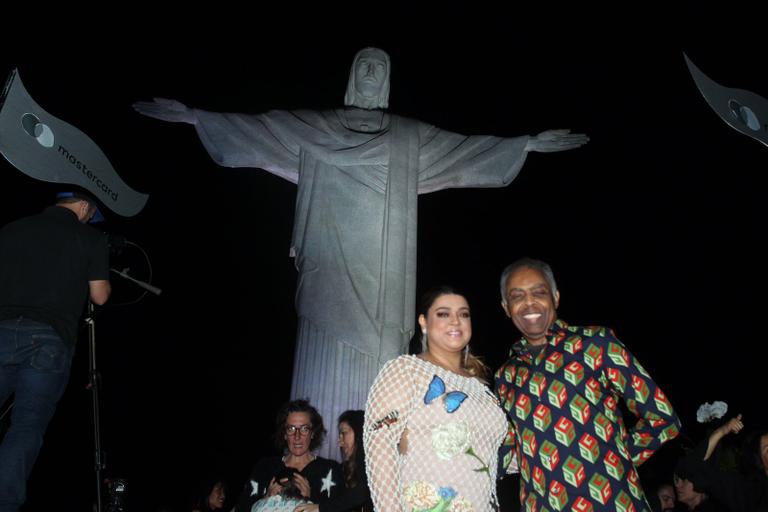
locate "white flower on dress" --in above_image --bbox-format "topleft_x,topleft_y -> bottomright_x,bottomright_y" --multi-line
431,421 -> 470,460
404,481 -> 440,510
696,401 -> 728,423
448,497 -> 474,512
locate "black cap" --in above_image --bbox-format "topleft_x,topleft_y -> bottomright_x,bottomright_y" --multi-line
55,191 -> 105,223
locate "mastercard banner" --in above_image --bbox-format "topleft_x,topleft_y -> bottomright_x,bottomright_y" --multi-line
0,69 -> 148,217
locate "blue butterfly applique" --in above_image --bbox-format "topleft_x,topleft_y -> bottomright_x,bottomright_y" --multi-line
424,375 -> 468,413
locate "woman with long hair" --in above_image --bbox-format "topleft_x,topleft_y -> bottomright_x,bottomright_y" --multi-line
191,479 -> 227,512
295,410 -> 372,512
364,286 -> 507,512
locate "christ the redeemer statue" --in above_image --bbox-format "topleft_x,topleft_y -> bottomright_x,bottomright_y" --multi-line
134,47 -> 588,458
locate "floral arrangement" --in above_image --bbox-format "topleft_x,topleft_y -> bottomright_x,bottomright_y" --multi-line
696,401 -> 728,423
431,421 -> 470,460
431,421 -> 489,474
403,481 -> 474,512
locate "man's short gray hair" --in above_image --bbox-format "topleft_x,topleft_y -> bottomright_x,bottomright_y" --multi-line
499,257 -> 558,302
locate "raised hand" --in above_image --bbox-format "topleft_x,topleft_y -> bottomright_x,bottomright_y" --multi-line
705,414 -> 744,460
526,129 -> 589,152
718,414 -> 744,436
132,98 -> 196,124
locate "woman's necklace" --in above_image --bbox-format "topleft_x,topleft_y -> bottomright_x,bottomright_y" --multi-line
420,352 -> 466,376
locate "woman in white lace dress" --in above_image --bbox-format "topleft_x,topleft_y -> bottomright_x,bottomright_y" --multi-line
364,287 -> 508,512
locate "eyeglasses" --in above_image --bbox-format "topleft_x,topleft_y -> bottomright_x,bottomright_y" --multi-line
285,424 -> 312,436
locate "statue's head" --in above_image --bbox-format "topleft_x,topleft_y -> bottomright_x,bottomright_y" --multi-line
344,47 -> 390,110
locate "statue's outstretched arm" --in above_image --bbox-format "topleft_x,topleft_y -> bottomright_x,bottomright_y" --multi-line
525,129 -> 589,152
132,98 -> 196,124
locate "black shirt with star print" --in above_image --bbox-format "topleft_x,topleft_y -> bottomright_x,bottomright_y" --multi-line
235,456 -> 342,512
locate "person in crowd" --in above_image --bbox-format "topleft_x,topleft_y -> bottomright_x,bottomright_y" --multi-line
647,480 -> 680,512
364,286 -> 508,512
295,410 -> 372,512
673,471 -> 725,511
191,478 -> 227,512
654,482 -> 677,512
235,400 -> 342,512
677,414 -> 768,511
494,257 -> 681,511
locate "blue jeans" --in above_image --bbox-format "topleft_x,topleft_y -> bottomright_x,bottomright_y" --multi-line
0,317 -> 73,512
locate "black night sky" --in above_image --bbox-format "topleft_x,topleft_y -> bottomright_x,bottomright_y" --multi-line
1,5 -> 766,511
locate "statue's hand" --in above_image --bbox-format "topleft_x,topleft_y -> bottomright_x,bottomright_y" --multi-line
132,98 -> 196,124
526,129 -> 589,152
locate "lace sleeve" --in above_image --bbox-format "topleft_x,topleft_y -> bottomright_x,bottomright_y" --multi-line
364,357 -> 414,512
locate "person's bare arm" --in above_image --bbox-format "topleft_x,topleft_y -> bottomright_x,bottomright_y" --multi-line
704,414 -> 743,461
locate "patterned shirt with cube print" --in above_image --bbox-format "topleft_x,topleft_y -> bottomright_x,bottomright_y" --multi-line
495,319 -> 681,512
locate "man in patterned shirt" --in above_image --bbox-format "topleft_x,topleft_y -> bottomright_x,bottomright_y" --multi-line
494,258 -> 681,512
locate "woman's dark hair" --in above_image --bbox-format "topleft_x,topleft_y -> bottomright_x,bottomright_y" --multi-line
740,428 -> 768,478
191,478 -> 227,512
338,410 -> 366,488
418,285 -> 490,383
273,399 -> 326,452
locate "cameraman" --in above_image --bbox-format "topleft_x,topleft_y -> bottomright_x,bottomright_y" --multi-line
0,190 -> 111,512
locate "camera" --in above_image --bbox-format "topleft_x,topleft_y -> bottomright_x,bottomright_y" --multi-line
104,478 -> 127,512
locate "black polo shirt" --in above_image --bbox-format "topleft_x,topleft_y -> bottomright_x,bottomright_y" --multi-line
0,205 -> 109,346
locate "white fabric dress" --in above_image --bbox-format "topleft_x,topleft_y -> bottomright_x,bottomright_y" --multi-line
364,355 -> 508,512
